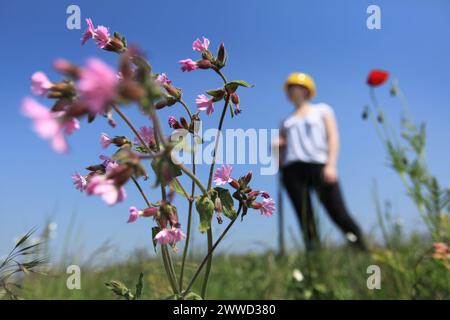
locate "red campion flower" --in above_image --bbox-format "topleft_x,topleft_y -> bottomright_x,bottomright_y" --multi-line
367,69 -> 389,87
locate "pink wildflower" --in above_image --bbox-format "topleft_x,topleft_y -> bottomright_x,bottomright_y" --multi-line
260,198 -> 276,216
31,72 -> 52,96
86,175 -> 126,206
178,59 -> 198,72
155,73 -> 172,86
196,94 -> 214,115
192,37 -> 210,52
154,227 -> 186,245
71,172 -> 87,191
135,126 -> 155,147
168,116 -> 177,128
77,58 -> 118,114
81,18 -> 95,45
127,206 -> 159,223
213,164 -> 233,186
170,227 -> 186,242
21,98 -> 79,153
127,206 -> 140,223
154,228 -> 173,245
93,25 -> 110,48
100,132 -> 112,149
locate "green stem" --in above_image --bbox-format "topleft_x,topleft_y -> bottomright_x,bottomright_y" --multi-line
179,99 -> 193,120
179,138 -> 196,291
184,204 -> 242,296
206,96 -> 231,190
113,104 -> 179,294
112,104 -> 151,152
200,96 -> 231,298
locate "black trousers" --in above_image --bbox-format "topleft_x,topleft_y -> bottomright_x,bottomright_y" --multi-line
282,161 -> 366,250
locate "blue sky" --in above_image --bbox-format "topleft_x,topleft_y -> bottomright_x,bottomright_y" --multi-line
1,0 -> 450,261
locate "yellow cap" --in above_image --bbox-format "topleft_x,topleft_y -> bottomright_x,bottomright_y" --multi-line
284,72 -> 316,98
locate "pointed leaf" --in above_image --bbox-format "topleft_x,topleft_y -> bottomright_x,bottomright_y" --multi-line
195,195 -> 214,233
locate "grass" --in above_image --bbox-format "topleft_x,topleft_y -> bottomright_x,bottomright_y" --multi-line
10,233 -> 449,300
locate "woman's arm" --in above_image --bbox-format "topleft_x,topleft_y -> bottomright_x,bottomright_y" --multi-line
323,112 -> 339,183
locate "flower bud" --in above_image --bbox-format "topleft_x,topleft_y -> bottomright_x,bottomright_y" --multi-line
250,201 -> 263,210
180,117 -> 189,130
243,171 -> 252,184
216,43 -> 226,68
163,84 -> 182,100
142,207 -> 159,217
214,197 -> 222,213
108,165 -> 133,187
86,164 -> 106,173
155,100 -> 168,110
104,36 -> 126,53
196,59 -> 213,70
229,178 -> 240,190
53,59 -> 81,79
112,136 -> 131,147
201,50 -> 214,62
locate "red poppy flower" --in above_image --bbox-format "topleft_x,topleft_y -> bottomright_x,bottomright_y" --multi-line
367,69 -> 389,87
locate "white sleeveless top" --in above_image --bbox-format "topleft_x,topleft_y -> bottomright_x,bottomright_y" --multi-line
281,103 -> 334,166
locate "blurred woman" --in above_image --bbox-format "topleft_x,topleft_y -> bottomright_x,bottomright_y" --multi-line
278,72 -> 366,251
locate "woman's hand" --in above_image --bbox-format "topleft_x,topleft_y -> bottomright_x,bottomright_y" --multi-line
322,164 -> 338,184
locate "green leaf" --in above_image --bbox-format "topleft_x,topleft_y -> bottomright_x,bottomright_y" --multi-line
225,80 -> 254,93
169,178 -> 189,199
206,88 -> 225,98
151,156 -> 182,186
212,187 -> 237,220
133,272 -> 144,300
151,226 -> 160,252
183,291 -> 203,300
195,195 -> 214,233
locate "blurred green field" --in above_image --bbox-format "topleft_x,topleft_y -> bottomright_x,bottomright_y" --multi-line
12,236 -> 449,300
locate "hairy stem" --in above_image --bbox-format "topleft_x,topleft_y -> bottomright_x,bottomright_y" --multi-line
184,204 -> 242,296
112,104 -> 150,152
200,95 -> 231,298
113,104 -> 179,294
179,138 -> 196,291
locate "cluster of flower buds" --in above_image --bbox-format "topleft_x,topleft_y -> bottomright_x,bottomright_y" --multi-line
168,114 -> 200,135
178,37 -> 227,73
72,155 -> 130,205
127,201 -> 185,246
213,165 -> 275,217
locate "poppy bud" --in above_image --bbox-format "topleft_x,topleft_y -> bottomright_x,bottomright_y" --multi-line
377,113 -> 384,123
